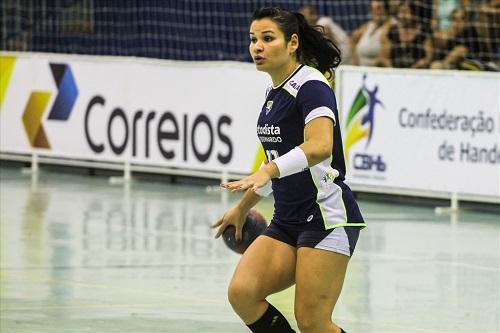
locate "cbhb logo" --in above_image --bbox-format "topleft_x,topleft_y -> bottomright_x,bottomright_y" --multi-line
22,63 -> 78,148
345,74 -> 386,172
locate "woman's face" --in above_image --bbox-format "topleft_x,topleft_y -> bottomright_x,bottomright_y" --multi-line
249,18 -> 298,73
451,9 -> 466,30
371,1 -> 388,25
397,3 -> 413,25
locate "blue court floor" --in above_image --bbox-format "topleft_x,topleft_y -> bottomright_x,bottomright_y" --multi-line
0,165 -> 498,333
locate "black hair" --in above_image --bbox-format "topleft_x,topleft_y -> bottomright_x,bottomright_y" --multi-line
398,0 -> 419,19
251,7 -> 341,75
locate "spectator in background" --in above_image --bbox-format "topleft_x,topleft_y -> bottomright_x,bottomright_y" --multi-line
433,0 -> 483,31
431,5 -> 497,70
378,1 -> 433,68
298,4 -> 352,64
413,0 -> 434,34
433,1 -> 482,40
388,0 -> 402,17
435,0 -> 459,31
350,0 -> 393,66
476,0 -> 500,66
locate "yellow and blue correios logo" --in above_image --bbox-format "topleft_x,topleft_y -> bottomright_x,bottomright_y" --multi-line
22,63 -> 78,148
345,74 -> 386,172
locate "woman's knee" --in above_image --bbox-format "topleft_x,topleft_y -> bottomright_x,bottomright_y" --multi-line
295,306 -> 332,333
227,279 -> 260,309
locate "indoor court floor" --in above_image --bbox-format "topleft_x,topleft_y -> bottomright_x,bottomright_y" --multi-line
0,165 -> 498,333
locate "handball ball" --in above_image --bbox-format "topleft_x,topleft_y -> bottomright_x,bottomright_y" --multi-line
222,210 -> 267,254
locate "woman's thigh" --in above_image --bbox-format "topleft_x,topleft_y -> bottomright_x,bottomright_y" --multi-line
294,247 -> 350,324
230,235 -> 297,299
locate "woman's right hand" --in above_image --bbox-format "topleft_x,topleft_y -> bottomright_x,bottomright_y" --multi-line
211,206 -> 247,241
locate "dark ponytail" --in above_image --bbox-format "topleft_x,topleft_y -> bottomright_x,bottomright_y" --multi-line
251,7 -> 341,75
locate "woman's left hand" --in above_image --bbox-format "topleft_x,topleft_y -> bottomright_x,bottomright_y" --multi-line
222,168 -> 272,192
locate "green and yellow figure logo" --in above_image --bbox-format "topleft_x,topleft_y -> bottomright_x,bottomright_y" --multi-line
344,74 -> 383,161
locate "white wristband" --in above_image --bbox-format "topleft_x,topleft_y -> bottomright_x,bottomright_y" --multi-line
254,161 -> 273,197
272,147 -> 309,178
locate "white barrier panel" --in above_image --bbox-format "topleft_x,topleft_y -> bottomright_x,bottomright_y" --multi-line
1,53 -> 499,202
337,66 -> 500,200
0,53 -> 268,174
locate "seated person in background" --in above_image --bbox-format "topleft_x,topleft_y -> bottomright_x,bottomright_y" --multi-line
431,6 -> 494,69
299,4 -> 352,64
350,0 -> 393,66
378,1 -> 433,68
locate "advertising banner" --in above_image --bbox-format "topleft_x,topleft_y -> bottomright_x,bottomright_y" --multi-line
338,67 -> 500,199
0,53 -> 269,174
2,54 -> 499,201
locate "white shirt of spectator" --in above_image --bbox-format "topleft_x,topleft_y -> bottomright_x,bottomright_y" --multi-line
355,21 -> 385,66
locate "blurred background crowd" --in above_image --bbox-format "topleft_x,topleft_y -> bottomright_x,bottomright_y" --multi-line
1,0 -> 499,71
300,0 -> 499,71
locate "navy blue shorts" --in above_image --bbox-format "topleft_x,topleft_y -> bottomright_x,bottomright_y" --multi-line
263,179 -> 365,256
263,222 -> 362,256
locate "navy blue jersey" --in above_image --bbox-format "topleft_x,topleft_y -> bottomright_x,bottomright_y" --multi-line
257,65 -> 364,228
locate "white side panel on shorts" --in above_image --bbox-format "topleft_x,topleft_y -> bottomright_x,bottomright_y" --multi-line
314,227 -> 351,256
